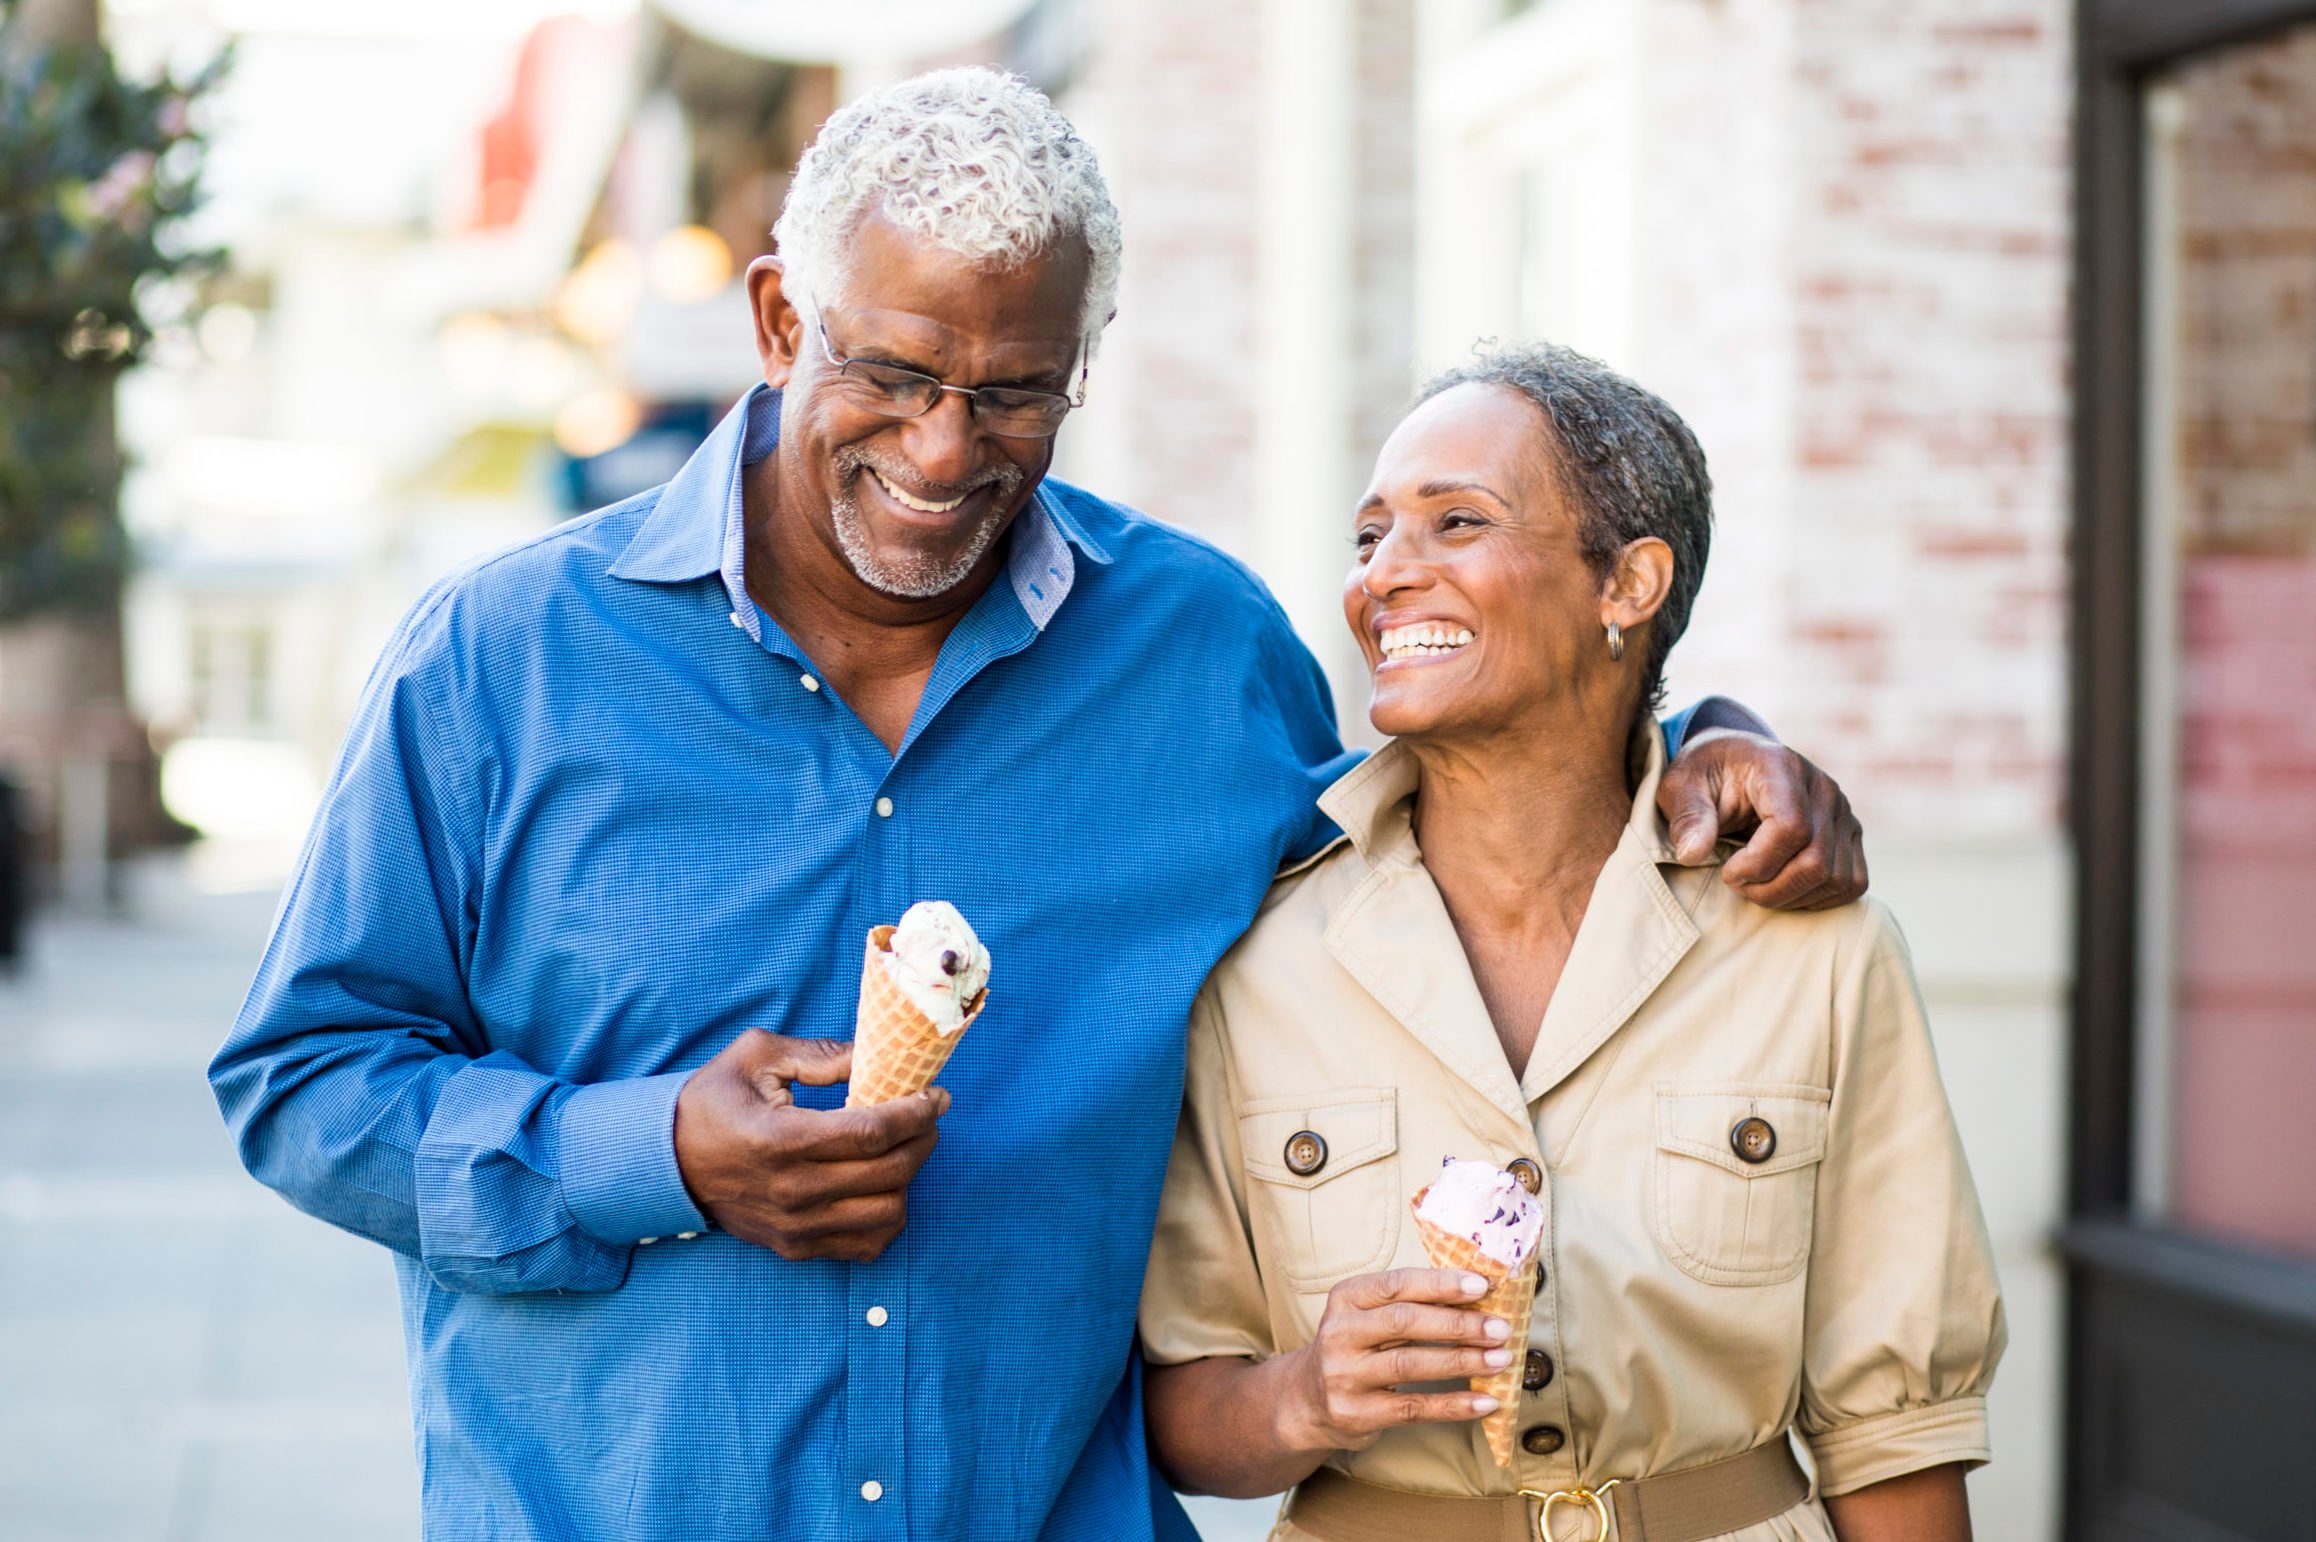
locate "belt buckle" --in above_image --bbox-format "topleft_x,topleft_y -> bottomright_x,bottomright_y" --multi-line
1519,1479 -> 1620,1541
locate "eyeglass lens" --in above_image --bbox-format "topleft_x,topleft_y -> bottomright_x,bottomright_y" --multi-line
840,362 -> 1071,435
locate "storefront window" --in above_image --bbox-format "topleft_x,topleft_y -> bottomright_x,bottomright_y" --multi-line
2141,21 -> 2316,1258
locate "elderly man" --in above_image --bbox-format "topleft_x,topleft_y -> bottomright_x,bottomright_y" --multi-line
212,69 -> 1864,1541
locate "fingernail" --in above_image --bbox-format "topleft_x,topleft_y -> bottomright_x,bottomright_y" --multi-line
1472,1396 -> 1501,1414
1484,1348 -> 1512,1368
1485,1317 -> 1509,1341
1462,1273 -> 1487,1297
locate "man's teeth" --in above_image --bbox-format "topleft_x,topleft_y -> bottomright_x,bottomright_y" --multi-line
1379,624 -> 1476,660
869,467 -> 968,514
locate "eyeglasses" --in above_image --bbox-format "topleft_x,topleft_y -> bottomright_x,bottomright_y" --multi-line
814,317 -> 1086,439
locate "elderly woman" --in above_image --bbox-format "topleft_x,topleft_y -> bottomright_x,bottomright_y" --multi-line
1138,344 -> 2004,1542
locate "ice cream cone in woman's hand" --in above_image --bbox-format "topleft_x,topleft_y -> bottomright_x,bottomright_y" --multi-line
1411,1160 -> 1546,1466
847,902 -> 991,1108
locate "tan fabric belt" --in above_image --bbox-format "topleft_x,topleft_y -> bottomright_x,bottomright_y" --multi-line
1283,1440 -> 1810,1542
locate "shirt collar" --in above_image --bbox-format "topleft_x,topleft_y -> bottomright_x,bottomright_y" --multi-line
607,382 -> 1108,637
1316,722 -> 1679,868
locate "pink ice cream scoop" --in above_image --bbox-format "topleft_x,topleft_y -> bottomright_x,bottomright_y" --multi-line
1412,1158 -> 1545,1271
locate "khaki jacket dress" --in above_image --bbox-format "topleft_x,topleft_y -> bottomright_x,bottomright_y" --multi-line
1139,734 -> 2006,1541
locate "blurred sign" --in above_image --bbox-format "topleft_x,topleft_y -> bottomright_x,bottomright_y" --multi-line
556,400 -> 716,513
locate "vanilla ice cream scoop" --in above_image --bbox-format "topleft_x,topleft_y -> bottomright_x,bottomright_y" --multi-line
1413,1158 -> 1545,1272
878,901 -> 991,1033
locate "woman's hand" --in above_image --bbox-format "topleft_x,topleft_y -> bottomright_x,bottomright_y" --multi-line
1273,1267 -> 1512,1454
1143,1267 -> 1511,1500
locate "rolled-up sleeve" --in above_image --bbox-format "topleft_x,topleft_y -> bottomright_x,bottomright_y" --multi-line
1797,901 -> 2006,1495
208,594 -> 704,1296
1139,990 -> 1273,1365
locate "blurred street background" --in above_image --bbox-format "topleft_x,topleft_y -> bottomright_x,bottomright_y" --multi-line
3,0 -> 2312,1539
0,859 -> 416,1539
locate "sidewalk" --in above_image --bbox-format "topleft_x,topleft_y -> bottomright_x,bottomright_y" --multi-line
0,854 -> 418,1542
0,851 -> 1273,1541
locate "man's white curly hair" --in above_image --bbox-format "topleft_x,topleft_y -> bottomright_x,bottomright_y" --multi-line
774,67 -> 1123,353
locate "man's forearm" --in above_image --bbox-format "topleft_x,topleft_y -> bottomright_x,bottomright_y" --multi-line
212,1025 -> 703,1295
1680,693 -> 1774,743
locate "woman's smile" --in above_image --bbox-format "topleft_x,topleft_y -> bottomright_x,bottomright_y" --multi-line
1375,620 -> 1478,667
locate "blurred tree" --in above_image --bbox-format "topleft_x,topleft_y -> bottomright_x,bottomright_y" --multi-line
0,0 -> 224,620
0,0 -> 224,897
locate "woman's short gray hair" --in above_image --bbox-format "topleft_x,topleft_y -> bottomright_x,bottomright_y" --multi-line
1415,342 -> 1713,714
773,67 -> 1123,353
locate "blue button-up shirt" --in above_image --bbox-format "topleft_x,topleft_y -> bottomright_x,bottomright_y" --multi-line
211,386 -> 1357,1541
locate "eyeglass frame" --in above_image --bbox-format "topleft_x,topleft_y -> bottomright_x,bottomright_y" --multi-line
812,315 -> 1089,439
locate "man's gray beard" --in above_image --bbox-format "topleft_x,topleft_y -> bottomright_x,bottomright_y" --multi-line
828,451 -> 1020,600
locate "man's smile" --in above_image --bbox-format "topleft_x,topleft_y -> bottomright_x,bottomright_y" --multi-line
866,465 -> 969,515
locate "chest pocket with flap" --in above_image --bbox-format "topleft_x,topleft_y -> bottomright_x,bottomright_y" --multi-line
1652,1082 -> 1830,1287
1239,1089 -> 1400,1293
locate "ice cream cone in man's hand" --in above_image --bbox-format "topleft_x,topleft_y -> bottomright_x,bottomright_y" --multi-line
1411,1159 -> 1546,1466
847,901 -> 991,1108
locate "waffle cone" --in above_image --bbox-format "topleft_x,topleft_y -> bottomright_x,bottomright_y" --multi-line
845,926 -> 987,1108
1412,1189 -> 1539,1468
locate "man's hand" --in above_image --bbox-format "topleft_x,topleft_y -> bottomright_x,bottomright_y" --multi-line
1658,729 -> 1868,910
673,1029 -> 947,1262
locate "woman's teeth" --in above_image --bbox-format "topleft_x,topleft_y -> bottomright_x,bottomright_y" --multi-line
869,467 -> 968,514
1379,624 -> 1475,661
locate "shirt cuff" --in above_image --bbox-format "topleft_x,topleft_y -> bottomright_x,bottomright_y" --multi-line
558,1072 -> 708,1246
1674,694 -> 1775,750
1805,1396 -> 1992,1496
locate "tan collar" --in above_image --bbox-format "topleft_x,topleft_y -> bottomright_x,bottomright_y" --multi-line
1317,727 -> 1681,870
1316,728 -> 1698,1126
1315,738 -> 1424,867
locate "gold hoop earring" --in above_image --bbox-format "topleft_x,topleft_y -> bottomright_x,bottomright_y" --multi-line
1606,620 -> 1625,662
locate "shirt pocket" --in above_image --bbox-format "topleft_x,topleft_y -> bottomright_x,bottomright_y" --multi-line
1651,1082 -> 1831,1286
1238,1089 -> 1401,1294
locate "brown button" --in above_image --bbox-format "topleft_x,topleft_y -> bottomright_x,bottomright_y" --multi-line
1731,1117 -> 1777,1164
1507,1158 -> 1543,1194
1521,1349 -> 1554,1391
1521,1424 -> 1565,1456
1535,1259 -> 1548,1290
1283,1130 -> 1327,1177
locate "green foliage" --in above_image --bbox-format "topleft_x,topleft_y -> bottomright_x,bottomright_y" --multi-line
0,17 -> 225,621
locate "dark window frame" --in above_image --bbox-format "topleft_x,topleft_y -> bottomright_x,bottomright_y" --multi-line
2068,3 -> 2316,1537
2069,0 -> 2316,1233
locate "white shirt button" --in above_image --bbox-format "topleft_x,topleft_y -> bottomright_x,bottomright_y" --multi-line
729,611 -> 745,629
874,797 -> 894,818
800,674 -> 820,692
865,1305 -> 889,1327
676,1231 -> 700,1241
860,1480 -> 884,1503
638,1237 -> 659,1246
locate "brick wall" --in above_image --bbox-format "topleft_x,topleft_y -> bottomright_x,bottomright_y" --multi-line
1640,0 -> 2072,837
1051,0 -> 1264,544
1053,0 -> 1415,567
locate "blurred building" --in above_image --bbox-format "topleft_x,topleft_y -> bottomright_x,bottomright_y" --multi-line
113,7 -> 637,856
99,0 -> 2316,1537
